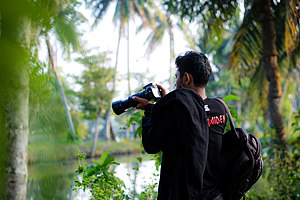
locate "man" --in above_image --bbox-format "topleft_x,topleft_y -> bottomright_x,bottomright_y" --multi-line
133,51 -> 219,199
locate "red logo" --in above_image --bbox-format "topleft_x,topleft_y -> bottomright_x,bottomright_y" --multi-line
207,115 -> 226,127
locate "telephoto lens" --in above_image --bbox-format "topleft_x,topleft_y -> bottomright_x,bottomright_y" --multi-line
112,83 -> 162,115
111,96 -> 139,115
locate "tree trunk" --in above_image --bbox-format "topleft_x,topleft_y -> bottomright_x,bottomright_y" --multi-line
103,110 -> 112,141
90,108 -> 101,158
110,122 -> 116,141
46,38 -> 77,141
0,2 -> 31,198
168,14 -> 175,90
127,22 -> 131,95
126,128 -> 130,140
126,23 -> 131,140
103,24 -> 122,141
260,0 -> 287,148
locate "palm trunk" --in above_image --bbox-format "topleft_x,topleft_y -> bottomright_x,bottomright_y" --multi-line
168,15 -> 175,90
127,22 -> 131,95
126,23 -> 131,140
260,0 -> 287,148
46,38 -> 76,141
91,108 -> 101,157
0,4 -> 31,199
103,25 -> 122,141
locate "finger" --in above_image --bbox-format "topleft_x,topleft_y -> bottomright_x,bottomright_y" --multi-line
156,84 -> 167,96
133,96 -> 149,104
132,96 -> 142,102
136,103 -> 144,109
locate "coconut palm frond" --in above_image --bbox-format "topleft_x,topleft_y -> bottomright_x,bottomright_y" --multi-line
284,0 -> 299,55
242,60 -> 268,119
290,38 -> 300,69
143,23 -> 166,56
164,0 -> 239,22
176,21 -> 196,50
142,4 -> 157,29
111,1 -> 127,34
275,0 -> 300,77
229,8 -> 262,76
86,0 -> 111,27
54,4 -> 86,56
148,1 -> 168,25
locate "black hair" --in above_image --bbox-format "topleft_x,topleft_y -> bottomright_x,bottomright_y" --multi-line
175,51 -> 212,87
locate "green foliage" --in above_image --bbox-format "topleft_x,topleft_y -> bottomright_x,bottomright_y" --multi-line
248,148 -> 300,200
246,111 -> 300,199
31,0 -> 85,55
292,109 -> 300,134
86,0 -> 153,29
164,1 -> 239,22
70,109 -> 89,140
73,151 -> 129,200
127,109 -> 163,169
73,151 -> 160,200
29,49 -> 52,109
206,70 -> 241,98
127,110 -> 144,138
138,181 -> 158,200
134,157 -> 159,200
29,53 -> 80,163
75,52 -> 114,120
29,50 -> 69,137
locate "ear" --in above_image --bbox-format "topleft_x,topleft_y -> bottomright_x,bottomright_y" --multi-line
183,72 -> 192,85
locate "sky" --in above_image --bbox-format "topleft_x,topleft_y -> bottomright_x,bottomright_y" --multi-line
52,2 -> 194,99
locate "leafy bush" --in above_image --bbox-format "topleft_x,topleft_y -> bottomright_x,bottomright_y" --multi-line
246,110 -> 300,199
73,151 -> 129,200
73,151 -> 160,200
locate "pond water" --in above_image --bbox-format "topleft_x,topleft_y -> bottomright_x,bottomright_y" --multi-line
27,155 -> 159,200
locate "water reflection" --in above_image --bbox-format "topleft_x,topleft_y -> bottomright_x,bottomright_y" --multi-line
114,160 -> 159,195
27,161 -> 77,200
27,155 -> 158,200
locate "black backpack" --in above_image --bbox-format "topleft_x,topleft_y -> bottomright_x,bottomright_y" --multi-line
215,98 -> 263,200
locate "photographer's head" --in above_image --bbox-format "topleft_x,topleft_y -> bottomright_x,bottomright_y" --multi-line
175,51 -> 211,89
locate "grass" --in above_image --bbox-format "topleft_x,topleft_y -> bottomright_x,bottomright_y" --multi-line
28,137 -> 143,164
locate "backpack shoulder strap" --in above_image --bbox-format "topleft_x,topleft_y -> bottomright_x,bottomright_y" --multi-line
214,97 -> 239,139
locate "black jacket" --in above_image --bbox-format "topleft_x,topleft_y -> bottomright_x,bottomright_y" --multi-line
142,88 -> 209,200
200,98 -> 227,199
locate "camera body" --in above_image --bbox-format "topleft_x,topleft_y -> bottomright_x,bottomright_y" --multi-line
112,83 -> 162,115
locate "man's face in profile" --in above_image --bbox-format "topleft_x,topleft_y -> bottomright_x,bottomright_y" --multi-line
175,69 -> 182,89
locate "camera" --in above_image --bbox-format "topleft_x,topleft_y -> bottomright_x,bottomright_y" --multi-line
112,83 -> 162,115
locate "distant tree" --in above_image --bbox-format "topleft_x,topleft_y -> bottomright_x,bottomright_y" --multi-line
75,52 -> 114,157
85,0 -> 154,139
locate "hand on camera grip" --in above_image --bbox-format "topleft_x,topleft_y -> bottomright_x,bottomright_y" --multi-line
132,96 -> 150,110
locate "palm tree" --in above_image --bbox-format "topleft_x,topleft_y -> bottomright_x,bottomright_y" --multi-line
228,0 -> 300,148
85,0 -> 154,142
45,39 -> 77,140
35,0 -> 85,140
137,1 -> 176,89
163,0 -> 300,150
139,1 -> 213,90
